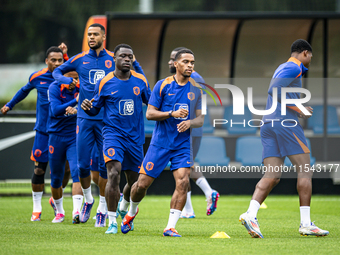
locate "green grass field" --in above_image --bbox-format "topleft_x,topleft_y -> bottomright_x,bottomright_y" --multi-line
0,195 -> 339,255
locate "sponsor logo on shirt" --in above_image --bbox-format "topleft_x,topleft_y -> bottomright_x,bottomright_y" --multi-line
119,99 -> 134,115
174,103 -> 189,120
89,70 -> 105,84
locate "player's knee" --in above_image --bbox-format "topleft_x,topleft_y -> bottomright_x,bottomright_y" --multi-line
176,177 -> 190,192
51,178 -> 62,189
32,162 -> 47,184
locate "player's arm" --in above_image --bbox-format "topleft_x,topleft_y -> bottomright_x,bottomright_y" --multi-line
49,85 -> 77,116
81,80 -> 104,116
146,104 -> 189,121
1,81 -> 35,114
52,58 -> 77,86
132,55 -> 145,76
59,42 -> 69,61
81,98 -> 100,116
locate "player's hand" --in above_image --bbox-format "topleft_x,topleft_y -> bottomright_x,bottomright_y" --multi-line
69,78 -> 77,87
76,94 -> 79,103
1,105 -> 10,115
172,108 -> 188,119
299,106 -> 313,119
58,43 -> 68,54
65,106 -> 77,115
81,98 -> 94,111
177,120 -> 190,133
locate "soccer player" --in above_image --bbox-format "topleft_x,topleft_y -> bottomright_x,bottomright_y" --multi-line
239,39 -> 329,238
81,44 -> 151,234
1,45 -> 69,221
169,47 -> 219,218
48,71 -> 83,223
53,24 -> 146,226
121,49 -> 203,237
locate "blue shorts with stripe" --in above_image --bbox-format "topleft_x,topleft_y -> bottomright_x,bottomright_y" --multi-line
49,134 -> 79,189
103,135 -> 143,173
30,131 -> 49,162
261,121 -> 310,161
139,144 -> 192,178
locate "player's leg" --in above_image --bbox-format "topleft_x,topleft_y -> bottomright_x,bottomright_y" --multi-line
62,161 -> 70,192
94,121 -> 108,220
66,137 -> 83,224
90,146 -> 100,186
49,135 -> 66,223
77,118 -> 95,223
30,131 -> 49,221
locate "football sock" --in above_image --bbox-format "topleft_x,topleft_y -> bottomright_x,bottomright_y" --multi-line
72,195 -> 83,214
183,191 -> 194,214
97,195 -> 107,213
32,191 -> 43,212
300,206 -> 311,227
128,201 -> 140,217
196,177 -> 213,199
108,211 -> 117,225
54,197 -> 65,215
165,209 -> 181,229
82,186 -> 94,204
247,200 -> 261,218
120,198 -> 130,212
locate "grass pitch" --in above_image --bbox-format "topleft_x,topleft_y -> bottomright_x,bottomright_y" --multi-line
0,195 -> 339,255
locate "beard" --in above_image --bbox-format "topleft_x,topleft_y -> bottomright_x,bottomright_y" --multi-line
89,40 -> 102,50
169,66 -> 176,74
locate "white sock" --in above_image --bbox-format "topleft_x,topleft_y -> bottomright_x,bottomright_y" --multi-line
247,200 -> 261,218
165,209 -> 181,230
72,195 -> 83,214
32,191 -> 43,212
108,211 -> 117,225
96,195 -> 107,214
120,198 -> 130,212
82,186 -> 94,204
300,206 -> 311,227
183,191 -> 194,214
54,197 -> 65,215
196,177 -> 213,199
128,201 -> 140,217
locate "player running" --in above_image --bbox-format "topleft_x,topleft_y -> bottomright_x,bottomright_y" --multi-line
81,44 -> 151,234
239,39 -> 329,238
1,45 -> 69,221
48,71 -> 83,223
121,49 -> 203,237
169,47 -> 219,218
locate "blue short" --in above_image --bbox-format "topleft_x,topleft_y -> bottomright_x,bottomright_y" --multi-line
103,135 -> 143,173
90,146 -> 99,172
49,134 -> 79,189
192,136 -> 202,159
261,121 -> 310,161
30,131 -> 49,162
77,117 -> 107,179
140,144 -> 192,178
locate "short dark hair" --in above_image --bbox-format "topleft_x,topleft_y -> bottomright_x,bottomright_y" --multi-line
89,23 -> 105,33
174,49 -> 194,61
114,43 -> 133,54
45,46 -> 63,58
172,47 -> 187,52
291,39 -> 312,54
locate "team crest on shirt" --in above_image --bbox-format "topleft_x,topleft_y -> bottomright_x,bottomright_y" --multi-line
146,162 -> 154,171
108,148 -> 115,157
133,86 -> 140,96
105,60 -> 112,69
34,149 -> 42,157
188,92 -> 195,101
49,146 -> 54,154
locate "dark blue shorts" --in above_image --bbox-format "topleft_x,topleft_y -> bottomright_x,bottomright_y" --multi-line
139,144 -> 192,178
30,131 -> 49,162
103,135 -> 143,173
49,134 -> 79,189
261,121 -> 310,161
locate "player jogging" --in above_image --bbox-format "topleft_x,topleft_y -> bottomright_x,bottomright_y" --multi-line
239,39 -> 329,238
81,44 -> 151,234
169,47 -> 219,218
121,49 -> 203,237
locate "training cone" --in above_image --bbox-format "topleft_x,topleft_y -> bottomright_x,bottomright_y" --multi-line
210,231 -> 230,238
260,202 -> 268,209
